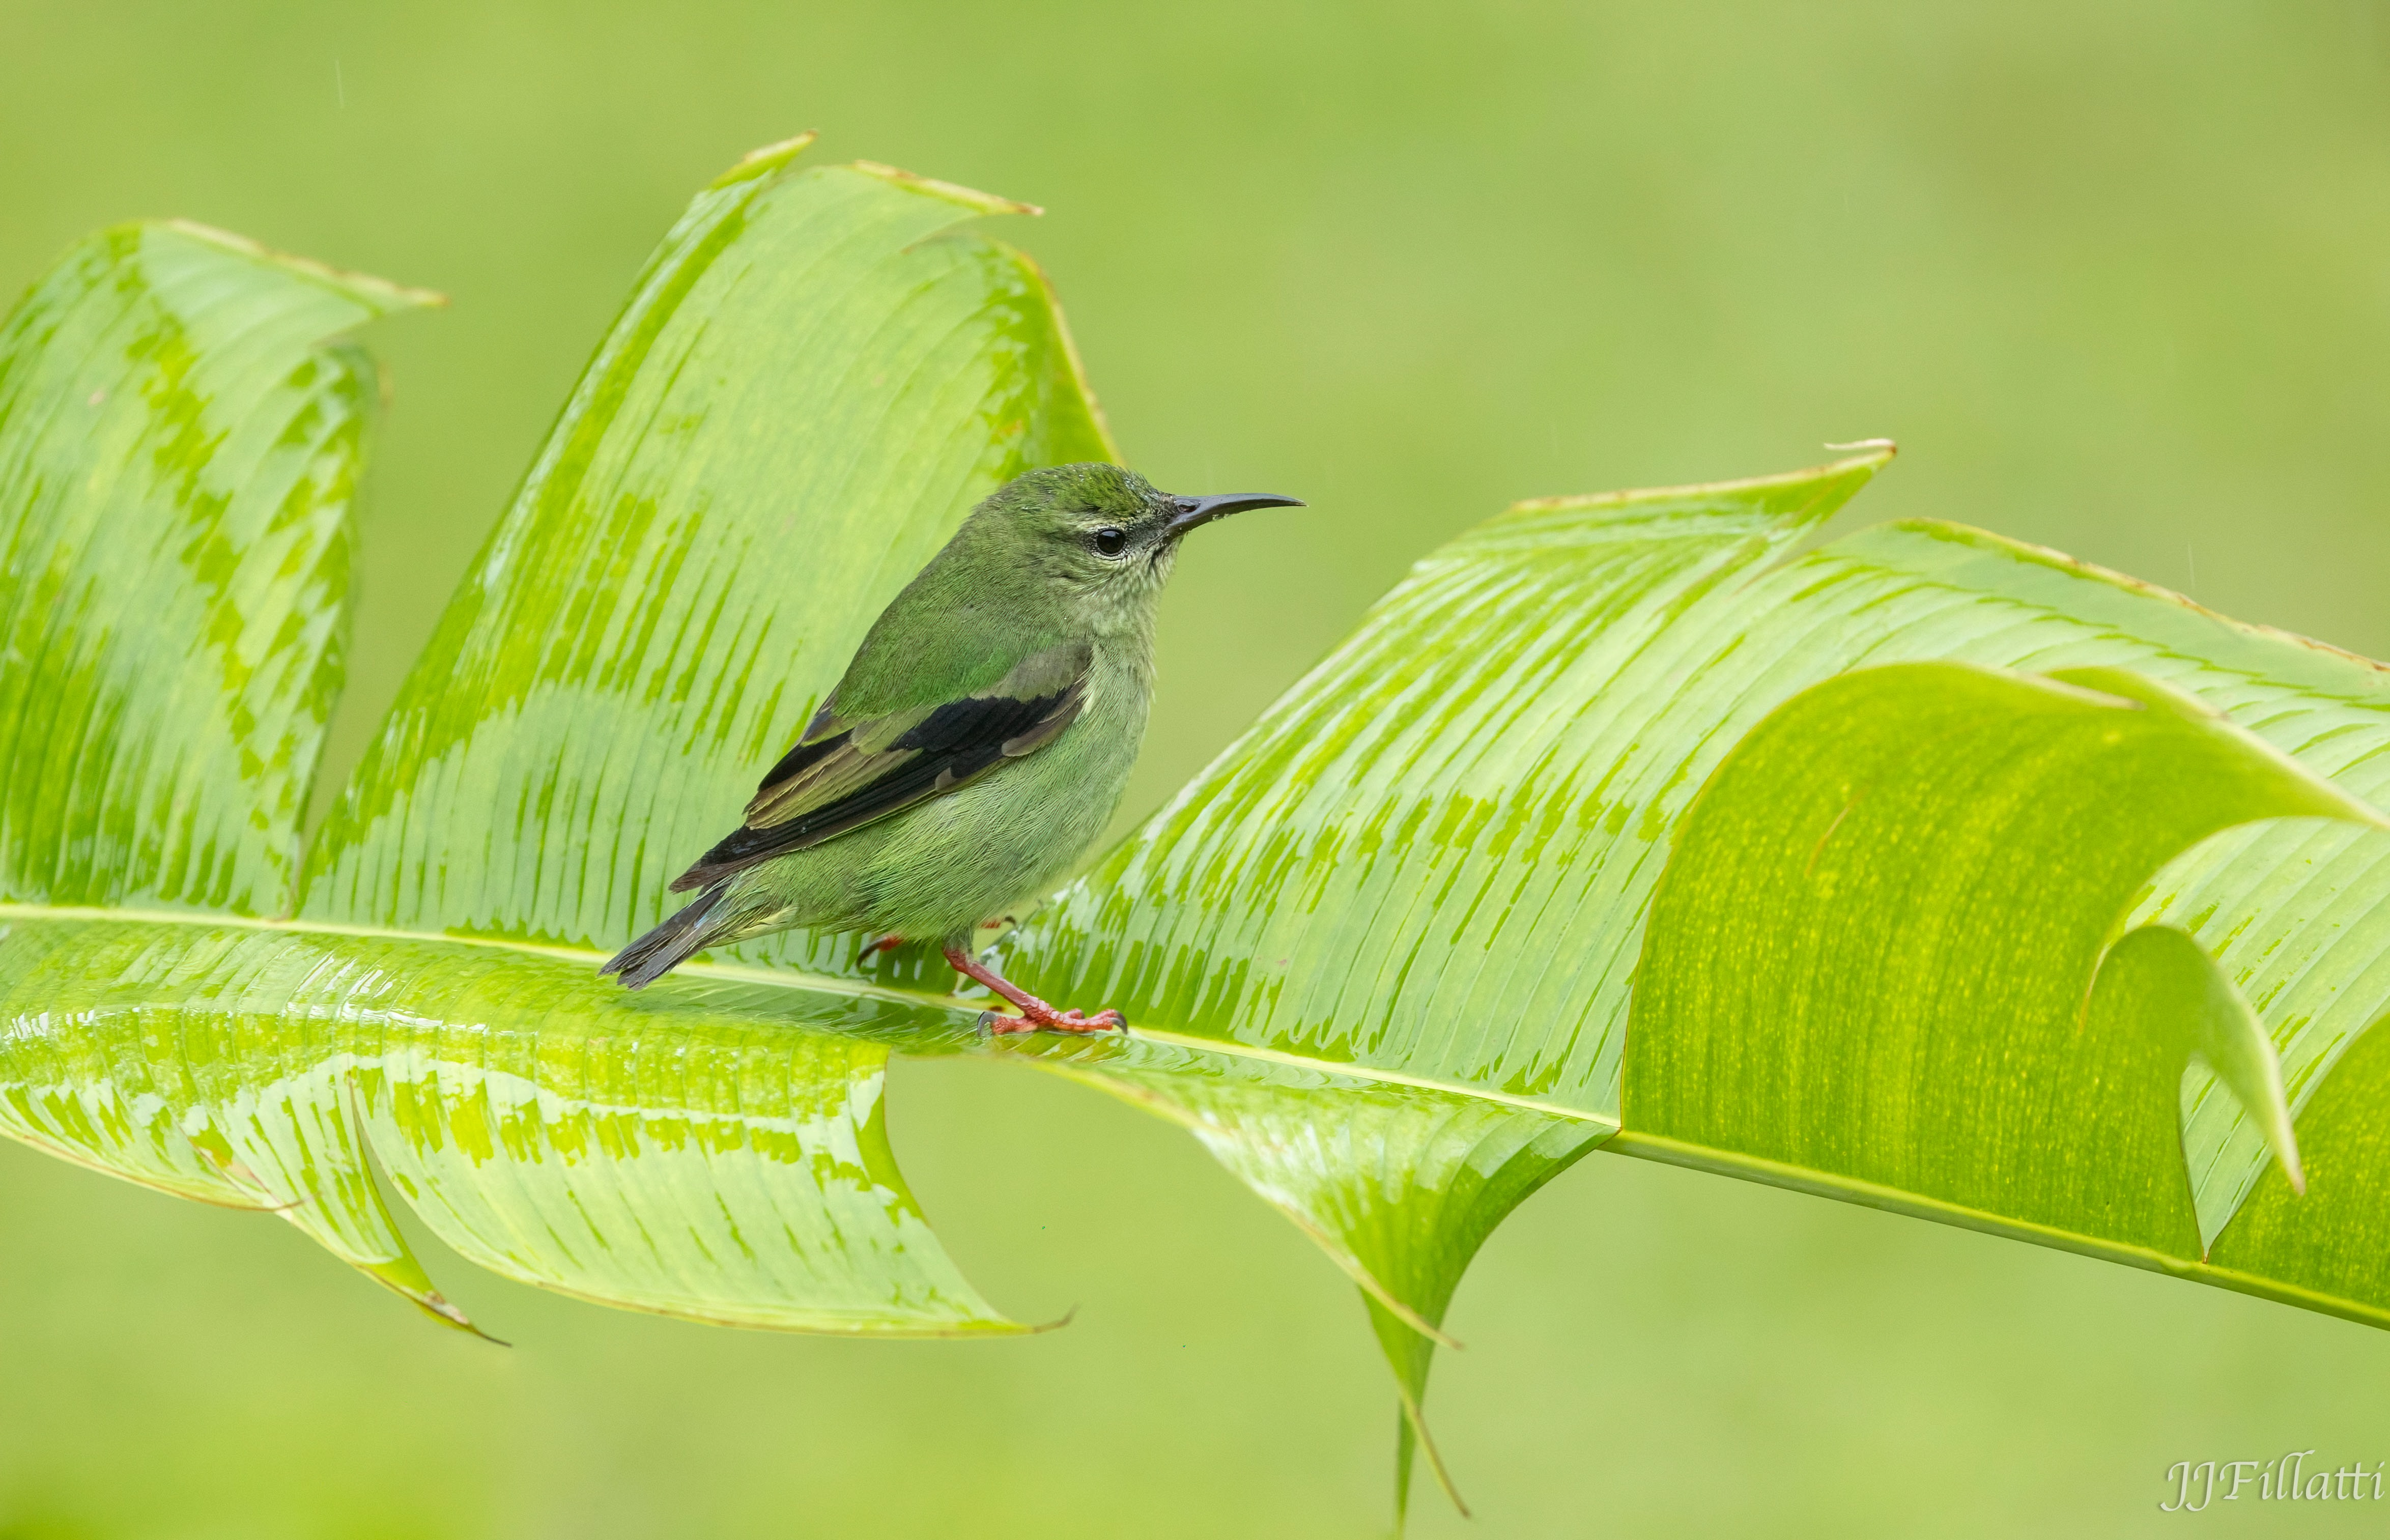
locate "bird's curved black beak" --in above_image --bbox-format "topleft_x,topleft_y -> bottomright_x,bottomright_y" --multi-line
1162,491 -> 1305,539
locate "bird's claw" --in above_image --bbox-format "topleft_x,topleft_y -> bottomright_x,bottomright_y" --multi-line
977,1005 -> 1127,1035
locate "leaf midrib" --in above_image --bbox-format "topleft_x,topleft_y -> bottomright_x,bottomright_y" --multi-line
0,901 -> 1615,1124
1609,1129 -> 2390,1331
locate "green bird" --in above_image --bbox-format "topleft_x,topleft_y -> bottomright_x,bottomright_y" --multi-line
601,463 -> 1303,1030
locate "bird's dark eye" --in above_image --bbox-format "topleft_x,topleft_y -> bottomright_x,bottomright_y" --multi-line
1091,527 -> 1128,557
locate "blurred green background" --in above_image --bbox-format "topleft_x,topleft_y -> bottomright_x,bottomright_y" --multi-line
8,2 -> 2390,1535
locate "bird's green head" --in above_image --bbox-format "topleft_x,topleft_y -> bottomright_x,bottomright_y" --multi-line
963,463 -> 1304,622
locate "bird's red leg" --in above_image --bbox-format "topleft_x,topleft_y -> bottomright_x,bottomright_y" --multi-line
862,933 -> 903,956
942,945 -> 1126,1034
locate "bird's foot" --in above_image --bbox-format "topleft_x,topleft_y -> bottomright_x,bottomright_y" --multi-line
980,1001 -> 1127,1036
862,933 -> 903,956
943,944 -> 1127,1035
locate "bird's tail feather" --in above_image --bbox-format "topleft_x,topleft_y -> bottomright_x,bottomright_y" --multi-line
602,885 -> 756,989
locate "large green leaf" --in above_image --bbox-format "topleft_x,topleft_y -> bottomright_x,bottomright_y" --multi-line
1624,662 -> 2367,1262
1707,521 -> 2390,1252
0,220 -> 434,912
0,142 -> 1099,1338
1001,443 -> 2390,1499
0,145 -> 1570,1474
0,915 -> 1017,1334
1007,451 -> 2390,1266
14,137 -> 2390,1528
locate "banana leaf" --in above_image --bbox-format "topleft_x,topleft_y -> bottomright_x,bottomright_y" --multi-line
9,136 -> 2390,1524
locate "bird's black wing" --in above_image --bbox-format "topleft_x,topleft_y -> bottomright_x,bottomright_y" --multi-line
669,641 -> 1092,891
